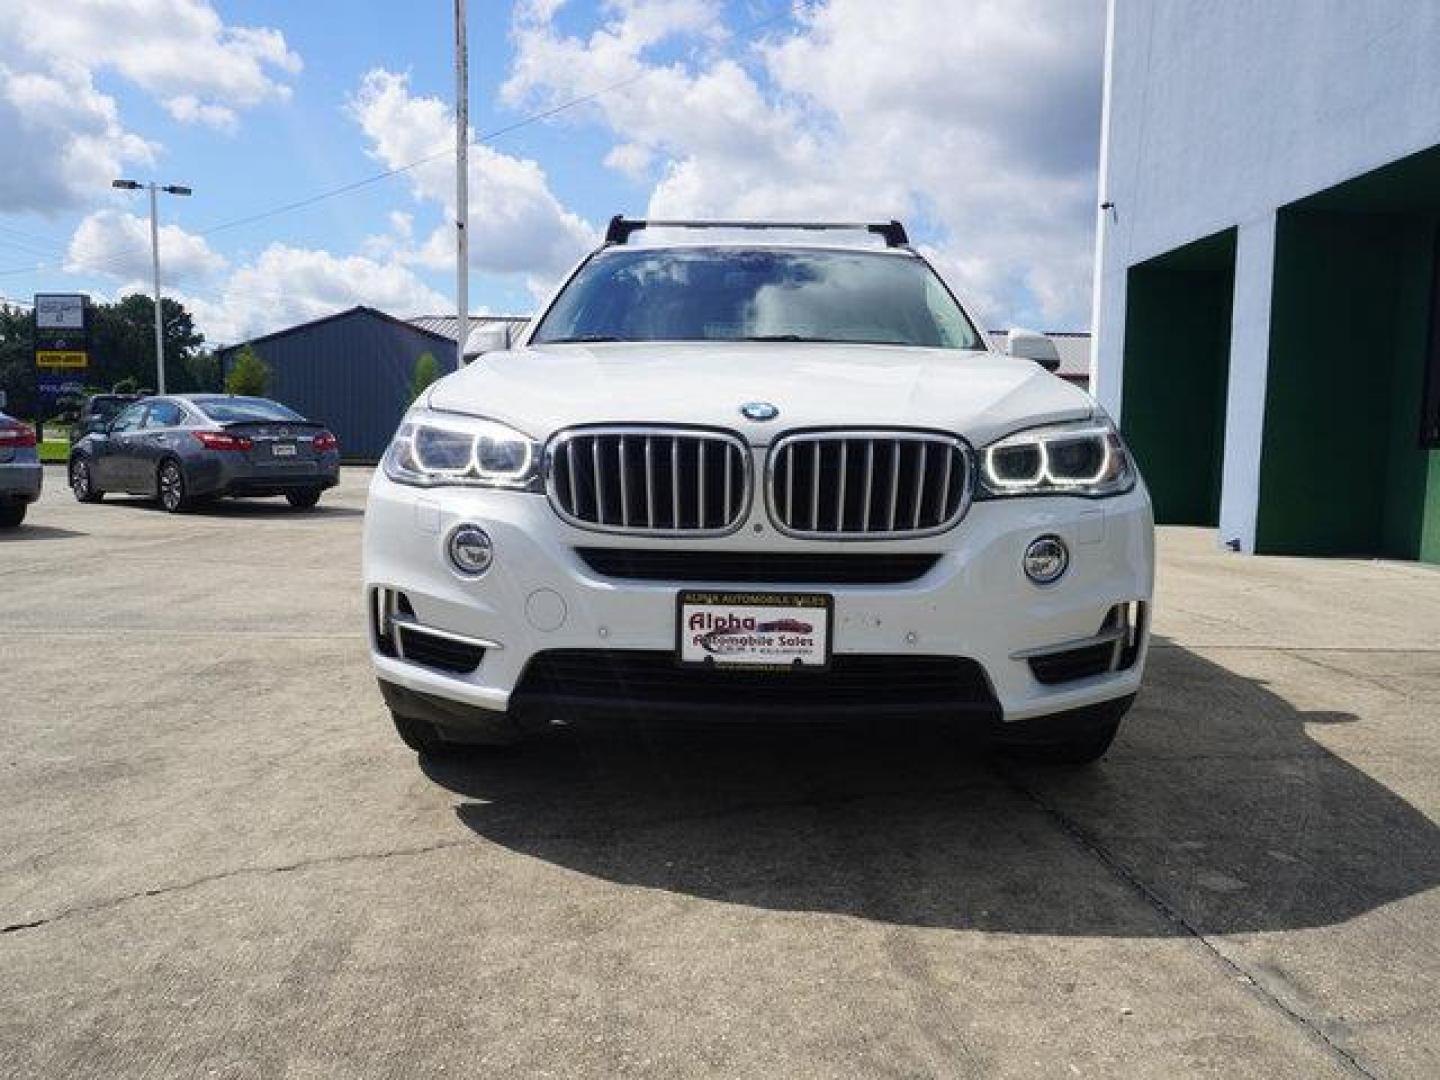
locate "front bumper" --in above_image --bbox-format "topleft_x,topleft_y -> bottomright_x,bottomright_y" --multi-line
0,461 -> 43,505
362,470 -> 1154,726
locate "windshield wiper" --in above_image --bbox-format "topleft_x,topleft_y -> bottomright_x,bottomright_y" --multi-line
739,334 -> 914,346
538,334 -> 627,344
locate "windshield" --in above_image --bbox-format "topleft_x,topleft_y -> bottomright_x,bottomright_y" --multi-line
194,397 -> 303,423
531,247 -> 983,349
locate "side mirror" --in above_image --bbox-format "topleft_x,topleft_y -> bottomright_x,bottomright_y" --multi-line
467,325 -> 512,359
1006,329 -> 1062,373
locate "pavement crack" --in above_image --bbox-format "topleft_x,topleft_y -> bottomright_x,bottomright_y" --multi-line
0,837 -> 473,938
1286,651 -> 1416,698
995,766 -> 1381,1080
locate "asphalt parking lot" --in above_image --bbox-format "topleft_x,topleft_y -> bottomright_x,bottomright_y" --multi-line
2,466 -> 1438,1079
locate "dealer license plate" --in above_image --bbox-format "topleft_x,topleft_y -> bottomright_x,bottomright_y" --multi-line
272,443 -> 297,457
677,591 -> 832,669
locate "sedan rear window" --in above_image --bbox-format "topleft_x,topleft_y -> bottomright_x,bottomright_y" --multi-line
88,397 -> 131,420
194,397 -> 303,423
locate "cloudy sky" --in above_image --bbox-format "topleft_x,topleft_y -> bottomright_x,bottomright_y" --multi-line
0,0 -> 1105,346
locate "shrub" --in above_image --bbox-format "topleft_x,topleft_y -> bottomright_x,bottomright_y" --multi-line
410,351 -> 442,401
225,345 -> 271,397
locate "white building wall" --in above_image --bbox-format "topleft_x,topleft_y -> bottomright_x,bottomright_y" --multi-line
1092,0 -> 1440,546
1216,215 -> 1277,552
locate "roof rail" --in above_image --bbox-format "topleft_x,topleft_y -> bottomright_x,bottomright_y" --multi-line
604,216 -> 911,248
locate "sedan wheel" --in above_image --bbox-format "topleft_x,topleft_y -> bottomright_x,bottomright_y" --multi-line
70,458 -> 102,503
286,489 -> 322,510
158,460 -> 188,513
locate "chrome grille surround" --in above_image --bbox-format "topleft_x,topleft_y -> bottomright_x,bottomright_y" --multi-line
765,429 -> 974,539
545,425 -> 752,536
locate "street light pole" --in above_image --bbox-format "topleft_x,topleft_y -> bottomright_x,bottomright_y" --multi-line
148,183 -> 164,394
113,179 -> 192,395
454,0 -> 469,373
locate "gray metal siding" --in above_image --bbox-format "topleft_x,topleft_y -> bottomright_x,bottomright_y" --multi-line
220,310 -> 446,461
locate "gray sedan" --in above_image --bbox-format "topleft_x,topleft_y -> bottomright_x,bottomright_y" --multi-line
68,395 -> 340,512
0,410 -> 42,527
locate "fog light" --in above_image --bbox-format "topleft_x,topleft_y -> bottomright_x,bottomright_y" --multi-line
1023,535 -> 1068,584
447,524 -> 493,576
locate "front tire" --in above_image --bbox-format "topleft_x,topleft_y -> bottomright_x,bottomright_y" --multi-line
380,680 -> 523,754
993,696 -> 1132,766
390,710 -> 447,755
0,504 -> 25,528
157,459 -> 189,513
286,489 -> 322,510
70,458 -> 103,503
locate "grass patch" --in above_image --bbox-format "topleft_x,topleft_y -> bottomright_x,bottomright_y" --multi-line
40,439 -> 69,464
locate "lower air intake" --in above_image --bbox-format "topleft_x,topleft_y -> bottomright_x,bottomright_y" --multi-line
512,650 -> 999,721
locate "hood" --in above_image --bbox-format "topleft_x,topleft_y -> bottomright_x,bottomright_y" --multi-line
425,341 -> 1095,447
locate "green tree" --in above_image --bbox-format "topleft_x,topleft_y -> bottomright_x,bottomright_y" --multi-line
224,345 -> 271,396
0,294 -> 212,421
409,351 -> 441,401
0,304 -> 36,418
90,294 -> 206,393
182,348 -> 222,393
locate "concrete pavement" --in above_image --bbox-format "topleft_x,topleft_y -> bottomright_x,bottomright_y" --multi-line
1,465 -> 1437,1078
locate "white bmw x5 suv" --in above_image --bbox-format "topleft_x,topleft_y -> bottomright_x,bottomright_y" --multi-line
363,218 -> 1153,764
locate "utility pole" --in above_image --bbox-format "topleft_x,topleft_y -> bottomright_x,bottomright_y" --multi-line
113,179 -> 192,394
454,0 -> 469,372
148,183 -> 163,393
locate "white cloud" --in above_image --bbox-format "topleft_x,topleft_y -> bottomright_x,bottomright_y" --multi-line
348,69 -> 595,280
164,95 -> 237,132
502,0 -> 1104,328
5,1 -> 300,129
174,243 -> 451,345
65,209 -> 226,282
0,62 -> 155,213
603,141 -> 654,180
0,1 -> 299,215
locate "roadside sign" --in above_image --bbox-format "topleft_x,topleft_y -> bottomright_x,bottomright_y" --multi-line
33,293 -> 91,418
37,373 -> 86,403
36,350 -> 89,369
34,294 -> 86,331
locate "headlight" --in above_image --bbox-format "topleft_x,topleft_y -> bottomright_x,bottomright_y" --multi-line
383,409 -> 541,490
979,418 -> 1135,498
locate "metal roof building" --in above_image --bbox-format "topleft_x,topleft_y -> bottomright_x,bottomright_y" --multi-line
217,306 -> 453,462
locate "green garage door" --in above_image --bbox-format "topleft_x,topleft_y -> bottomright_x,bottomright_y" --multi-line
1120,229 -> 1236,526
1258,144 -> 1440,563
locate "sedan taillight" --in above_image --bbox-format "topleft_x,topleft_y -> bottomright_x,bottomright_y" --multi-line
313,430 -> 338,453
0,422 -> 37,448
193,431 -> 253,451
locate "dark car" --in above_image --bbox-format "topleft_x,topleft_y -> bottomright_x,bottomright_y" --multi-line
71,393 -> 142,444
0,410 -> 42,527
68,394 -> 340,512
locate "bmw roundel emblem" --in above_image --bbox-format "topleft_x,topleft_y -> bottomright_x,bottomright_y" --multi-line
740,401 -> 779,422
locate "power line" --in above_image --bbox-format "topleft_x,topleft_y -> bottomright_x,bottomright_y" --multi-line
0,3 -> 804,282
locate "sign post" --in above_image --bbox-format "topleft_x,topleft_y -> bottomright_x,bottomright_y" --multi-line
33,293 -> 90,446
